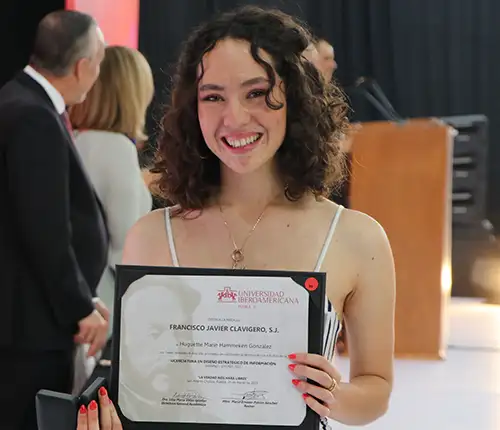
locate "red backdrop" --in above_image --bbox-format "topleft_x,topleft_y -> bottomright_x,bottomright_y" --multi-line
65,0 -> 139,48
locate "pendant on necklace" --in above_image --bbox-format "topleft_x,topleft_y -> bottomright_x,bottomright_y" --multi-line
231,249 -> 245,270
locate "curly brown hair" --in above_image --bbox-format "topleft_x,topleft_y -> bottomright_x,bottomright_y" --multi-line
152,5 -> 350,210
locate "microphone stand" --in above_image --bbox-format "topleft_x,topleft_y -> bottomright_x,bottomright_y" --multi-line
367,79 -> 403,122
349,77 -> 404,123
361,89 -> 398,122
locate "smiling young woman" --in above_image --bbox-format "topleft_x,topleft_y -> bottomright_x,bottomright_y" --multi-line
76,5 -> 395,430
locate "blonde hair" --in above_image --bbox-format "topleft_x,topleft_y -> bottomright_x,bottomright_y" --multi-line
69,45 -> 154,142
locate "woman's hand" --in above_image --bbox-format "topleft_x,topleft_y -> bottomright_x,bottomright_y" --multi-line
288,353 -> 341,418
77,387 -> 123,430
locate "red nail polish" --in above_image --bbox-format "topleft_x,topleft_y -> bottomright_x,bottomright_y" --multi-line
288,364 -> 296,371
302,393 -> 309,399
89,400 -> 97,411
292,379 -> 300,386
79,405 -> 87,414
99,386 -> 107,396
288,354 -> 296,359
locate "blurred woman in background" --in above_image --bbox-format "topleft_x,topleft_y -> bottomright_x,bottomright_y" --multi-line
69,45 -> 154,391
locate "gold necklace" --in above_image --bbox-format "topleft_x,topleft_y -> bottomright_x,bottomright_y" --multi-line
219,205 -> 268,269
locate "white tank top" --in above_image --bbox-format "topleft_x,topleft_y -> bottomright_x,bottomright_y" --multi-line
164,205 -> 344,362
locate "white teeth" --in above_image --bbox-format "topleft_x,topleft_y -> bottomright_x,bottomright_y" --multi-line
225,134 -> 260,148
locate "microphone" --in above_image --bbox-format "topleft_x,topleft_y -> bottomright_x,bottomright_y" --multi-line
348,76 -> 403,123
354,76 -> 368,87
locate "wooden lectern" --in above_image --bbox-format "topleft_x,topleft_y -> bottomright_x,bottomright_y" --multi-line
347,119 -> 455,359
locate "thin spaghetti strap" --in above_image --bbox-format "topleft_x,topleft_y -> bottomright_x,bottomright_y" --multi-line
314,205 -> 344,272
164,207 -> 180,267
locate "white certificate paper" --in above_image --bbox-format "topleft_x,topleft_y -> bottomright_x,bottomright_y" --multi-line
118,274 -> 309,426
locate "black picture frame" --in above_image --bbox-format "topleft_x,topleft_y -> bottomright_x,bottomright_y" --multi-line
110,265 -> 326,430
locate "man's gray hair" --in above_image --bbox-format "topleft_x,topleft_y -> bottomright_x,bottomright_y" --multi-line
30,10 -> 97,77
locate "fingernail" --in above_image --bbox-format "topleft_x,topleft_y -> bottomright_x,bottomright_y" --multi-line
288,364 -> 296,371
89,400 -> 97,411
79,405 -> 87,414
108,397 -> 112,404
302,393 -> 309,399
99,387 -> 107,396
292,379 -> 300,386
288,354 -> 296,359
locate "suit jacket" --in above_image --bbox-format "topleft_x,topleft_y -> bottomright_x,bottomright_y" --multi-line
0,72 -> 109,351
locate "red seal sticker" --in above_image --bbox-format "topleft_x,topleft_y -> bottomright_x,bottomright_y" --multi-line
304,277 -> 319,291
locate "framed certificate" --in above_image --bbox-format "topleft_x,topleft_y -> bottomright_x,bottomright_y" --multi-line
110,265 -> 326,430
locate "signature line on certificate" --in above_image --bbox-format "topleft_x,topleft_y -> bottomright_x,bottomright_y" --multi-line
223,388 -> 269,401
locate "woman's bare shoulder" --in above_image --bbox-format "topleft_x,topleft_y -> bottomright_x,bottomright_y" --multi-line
317,200 -> 392,272
324,201 -> 389,251
130,207 -> 168,235
345,208 -> 387,236
122,208 -> 171,265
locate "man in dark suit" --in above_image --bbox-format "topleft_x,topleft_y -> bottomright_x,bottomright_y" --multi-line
0,10 -> 109,430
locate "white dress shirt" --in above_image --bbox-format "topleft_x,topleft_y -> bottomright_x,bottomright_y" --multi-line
23,65 -> 66,114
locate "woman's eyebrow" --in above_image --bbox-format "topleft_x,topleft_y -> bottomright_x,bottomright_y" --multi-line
198,76 -> 269,92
